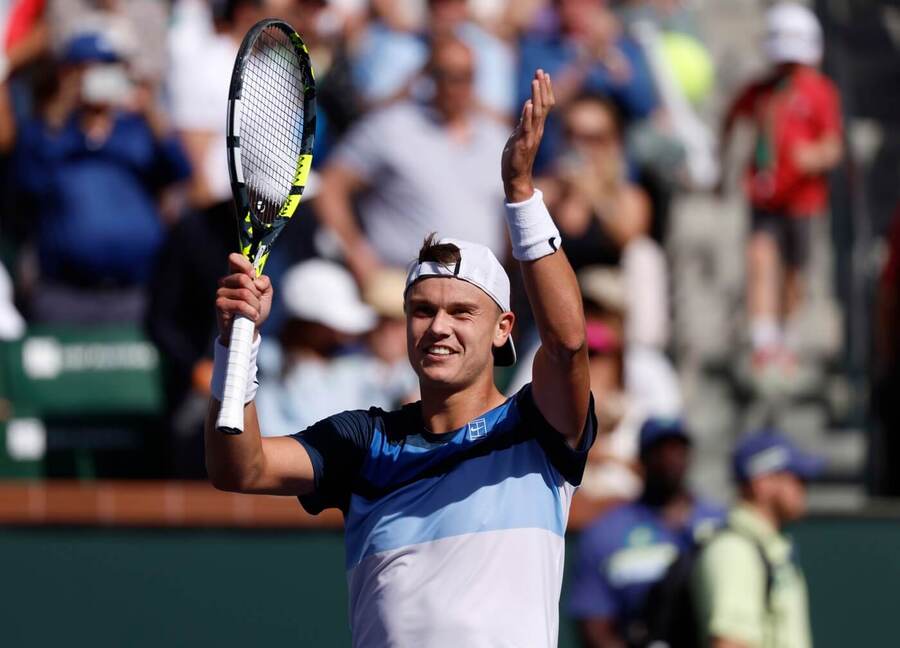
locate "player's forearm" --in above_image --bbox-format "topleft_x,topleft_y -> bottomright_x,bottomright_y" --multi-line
504,178 -> 586,357
204,399 -> 266,491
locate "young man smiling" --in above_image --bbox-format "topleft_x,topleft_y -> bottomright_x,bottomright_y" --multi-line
204,70 -> 596,647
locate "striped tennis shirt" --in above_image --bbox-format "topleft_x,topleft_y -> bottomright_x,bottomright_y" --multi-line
292,384 -> 597,647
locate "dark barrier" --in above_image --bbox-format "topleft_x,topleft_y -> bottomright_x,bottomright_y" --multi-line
2,514 -> 898,647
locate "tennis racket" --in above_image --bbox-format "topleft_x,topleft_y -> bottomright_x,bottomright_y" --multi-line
216,18 -> 316,434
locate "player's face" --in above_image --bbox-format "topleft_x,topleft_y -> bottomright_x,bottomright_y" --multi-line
405,278 -> 512,390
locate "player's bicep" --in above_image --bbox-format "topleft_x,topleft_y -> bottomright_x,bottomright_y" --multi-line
243,436 -> 316,496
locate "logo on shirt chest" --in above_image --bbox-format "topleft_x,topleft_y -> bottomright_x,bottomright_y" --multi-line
467,418 -> 488,440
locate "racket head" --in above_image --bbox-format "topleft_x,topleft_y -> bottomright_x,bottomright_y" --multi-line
227,18 -> 316,276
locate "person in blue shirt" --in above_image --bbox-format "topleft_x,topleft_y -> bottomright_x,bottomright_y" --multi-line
518,0 -> 658,171
0,32 -> 190,324
569,417 -> 725,647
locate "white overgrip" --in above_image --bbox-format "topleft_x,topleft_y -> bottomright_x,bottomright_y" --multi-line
215,315 -> 255,434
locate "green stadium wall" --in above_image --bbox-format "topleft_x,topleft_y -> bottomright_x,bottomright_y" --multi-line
1,516 -> 897,647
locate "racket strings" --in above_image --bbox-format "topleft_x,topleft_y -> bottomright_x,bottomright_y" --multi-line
240,27 -> 307,225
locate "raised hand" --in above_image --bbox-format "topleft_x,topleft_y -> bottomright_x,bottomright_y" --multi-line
501,69 -> 556,203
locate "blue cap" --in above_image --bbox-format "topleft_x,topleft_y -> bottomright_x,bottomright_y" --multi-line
639,417 -> 691,456
733,429 -> 825,483
62,33 -> 120,65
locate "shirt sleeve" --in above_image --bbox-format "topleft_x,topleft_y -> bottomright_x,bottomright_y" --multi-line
568,525 -> 619,620
694,533 -> 767,648
516,384 -> 598,485
290,409 -> 374,514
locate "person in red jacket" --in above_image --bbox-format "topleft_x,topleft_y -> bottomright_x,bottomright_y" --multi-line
721,2 -> 843,366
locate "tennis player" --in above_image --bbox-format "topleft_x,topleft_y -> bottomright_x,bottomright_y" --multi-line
205,70 -> 595,647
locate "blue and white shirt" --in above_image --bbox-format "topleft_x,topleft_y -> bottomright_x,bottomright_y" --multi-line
292,384 -> 597,647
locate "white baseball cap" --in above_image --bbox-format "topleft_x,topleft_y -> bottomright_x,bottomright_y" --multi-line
404,237 -> 516,366
281,259 -> 376,335
764,2 -> 823,66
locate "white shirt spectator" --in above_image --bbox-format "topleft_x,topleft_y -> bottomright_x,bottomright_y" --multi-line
331,101 -> 508,266
167,0 -> 234,203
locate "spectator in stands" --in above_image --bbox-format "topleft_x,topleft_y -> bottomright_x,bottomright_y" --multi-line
425,0 -> 515,121
578,268 -> 681,499
362,268 -> 420,403
569,417 -> 725,647
47,0 -> 170,84
693,429 -> 823,648
272,0 -> 350,161
0,31 -> 190,324
508,263 -> 679,502
517,0 -> 658,169
316,36 -> 508,281
0,0 -> 48,262
873,207 -> 900,495
346,0 -> 515,121
254,259 -> 416,437
346,0 -> 425,109
168,0 -> 260,214
145,188 -> 237,477
614,0 -> 701,35
145,0 -> 262,475
719,3 -> 843,368
536,90 -> 673,387
539,92 -> 651,273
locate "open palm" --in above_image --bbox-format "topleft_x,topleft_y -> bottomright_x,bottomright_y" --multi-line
501,69 -> 556,203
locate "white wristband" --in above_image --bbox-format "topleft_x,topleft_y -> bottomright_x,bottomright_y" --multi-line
504,189 -> 562,261
211,334 -> 261,404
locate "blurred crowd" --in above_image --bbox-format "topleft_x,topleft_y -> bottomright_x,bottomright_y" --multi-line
0,0 -> 896,503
